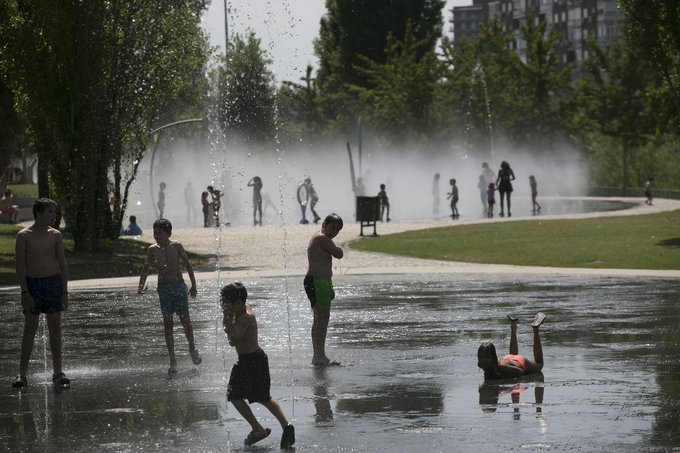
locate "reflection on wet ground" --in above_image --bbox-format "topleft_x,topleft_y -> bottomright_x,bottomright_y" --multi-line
1,274 -> 679,452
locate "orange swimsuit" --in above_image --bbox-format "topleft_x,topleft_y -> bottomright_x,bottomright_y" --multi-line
503,354 -> 526,371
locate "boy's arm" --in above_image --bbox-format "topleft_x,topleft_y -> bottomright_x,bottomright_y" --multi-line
322,237 -> 344,259
223,310 -> 236,345
138,247 -> 153,294
54,231 -> 69,310
178,244 -> 197,298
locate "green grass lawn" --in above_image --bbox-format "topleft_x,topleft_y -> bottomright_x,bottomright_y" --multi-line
7,184 -> 38,198
0,224 -> 209,287
348,210 -> 680,270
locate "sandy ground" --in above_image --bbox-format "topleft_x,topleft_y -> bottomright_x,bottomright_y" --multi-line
61,196 -> 680,291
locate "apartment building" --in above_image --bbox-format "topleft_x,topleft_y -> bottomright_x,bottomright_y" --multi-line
450,0 -> 626,64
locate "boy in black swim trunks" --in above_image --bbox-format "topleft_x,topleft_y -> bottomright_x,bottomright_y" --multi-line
304,213 -> 344,366
222,283 -> 295,448
13,198 -> 70,388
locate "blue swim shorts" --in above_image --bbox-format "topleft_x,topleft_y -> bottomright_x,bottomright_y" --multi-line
157,281 -> 189,315
25,274 -> 63,314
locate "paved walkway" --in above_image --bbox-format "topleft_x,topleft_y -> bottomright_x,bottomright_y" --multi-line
64,196 -> 680,291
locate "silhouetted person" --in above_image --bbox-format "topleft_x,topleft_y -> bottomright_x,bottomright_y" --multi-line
447,178 -> 459,218
157,182 -> 167,219
496,161 -> 515,217
123,215 -> 143,236
432,173 -> 441,214
645,177 -> 654,205
247,176 -> 263,226
529,175 -> 541,214
378,184 -> 390,222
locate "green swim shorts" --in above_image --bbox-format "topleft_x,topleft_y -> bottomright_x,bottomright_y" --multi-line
303,276 -> 335,309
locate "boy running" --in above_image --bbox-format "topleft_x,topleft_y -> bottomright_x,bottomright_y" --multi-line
138,218 -> 201,375
222,283 -> 295,448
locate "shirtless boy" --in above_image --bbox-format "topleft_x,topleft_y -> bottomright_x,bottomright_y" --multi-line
13,198 -> 70,388
138,218 -> 201,375
222,282 -> 295,448
304,213 -> 344,366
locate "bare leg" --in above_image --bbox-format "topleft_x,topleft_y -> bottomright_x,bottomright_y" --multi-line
46,313 -> 63,375
509,320 -> 518,355
532,326 -> 543,366
311,307 -> 330,364
163,315 -> 177,366
507,193 -> 512,216
178,312 -> 196,351
261,399 -> 290,428
19,313 -> 40,376
232,400 -> 268,434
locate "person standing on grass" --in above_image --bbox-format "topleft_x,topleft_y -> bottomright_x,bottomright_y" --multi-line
137,218 -> 201,375
13,198 -> 70,389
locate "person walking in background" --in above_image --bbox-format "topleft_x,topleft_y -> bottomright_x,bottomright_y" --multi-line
482,162 -> 495,185
378,183 -> 390,222
478,174 -> 488,213
184,182 -> 196,226
487,183 -> 496,218
529,175 -> 541,214
432,173 -> 441,214
201,191 -> 211,227
157,182 -> 167,219
137,218 -> 201,375
221,282 -> 296,448
644,177 -> 654,205
207,185 -> 225,226
447,178 -> 459,218
304,214 -> 344,366
496,161 -> 515,217
247,176 -> 263,226
123,215 -> 143,236
13,198 -> 70,389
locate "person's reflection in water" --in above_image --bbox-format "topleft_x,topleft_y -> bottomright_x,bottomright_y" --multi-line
313,367 -> 333,424
478,373 -> 545,421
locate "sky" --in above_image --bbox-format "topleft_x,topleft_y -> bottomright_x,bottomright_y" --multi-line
201,0 -> 471,83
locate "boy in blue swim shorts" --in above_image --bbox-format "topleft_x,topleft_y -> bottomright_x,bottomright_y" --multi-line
13,198 -> 70,389
138,218 -> 201,375
304,213 -> 344,366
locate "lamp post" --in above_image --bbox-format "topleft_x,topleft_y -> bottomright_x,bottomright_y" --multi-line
148,118 -> 204,218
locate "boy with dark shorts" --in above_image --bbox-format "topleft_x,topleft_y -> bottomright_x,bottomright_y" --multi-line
304,213 -> 344,366
138,218 -> 201,375
13,198 -> 70,388
222,283 -> 295,448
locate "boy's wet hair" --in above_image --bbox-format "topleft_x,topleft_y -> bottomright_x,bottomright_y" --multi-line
130,215 -> 137,223
477,342 -> 498,369
32,198 -> 57,218
488,182 -> 495,189
380,184 -> 385,189
221,282 -> 247,308
153,218 -> 172,233
450,178 -> 456,184
323,213 -> 343,230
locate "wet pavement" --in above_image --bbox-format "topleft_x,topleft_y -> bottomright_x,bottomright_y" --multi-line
1,274 -> 679,452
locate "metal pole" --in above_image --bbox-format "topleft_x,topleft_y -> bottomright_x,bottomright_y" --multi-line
148,118 -> 204,219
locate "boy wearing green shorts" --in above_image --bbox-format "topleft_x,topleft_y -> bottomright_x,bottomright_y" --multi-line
304,213 -> 344,366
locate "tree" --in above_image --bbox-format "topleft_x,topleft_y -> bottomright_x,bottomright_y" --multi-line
576,40 -> 653,194
0,0 -> 209,250
214,31 -> 276,148
351,24 -> 442,145
314,0 -> 445,131
618,0 -> 680,118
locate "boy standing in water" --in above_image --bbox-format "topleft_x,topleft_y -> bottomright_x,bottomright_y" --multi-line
304,213 -> 344,366
222,282 -> 295,448
13,198 -> 70,388
138,218 -> 201,375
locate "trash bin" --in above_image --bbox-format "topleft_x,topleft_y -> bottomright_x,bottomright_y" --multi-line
356,196 -> 380,236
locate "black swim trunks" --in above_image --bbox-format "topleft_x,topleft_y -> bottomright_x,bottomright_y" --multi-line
25,274 -> 63,314
227,348 -> 272,404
